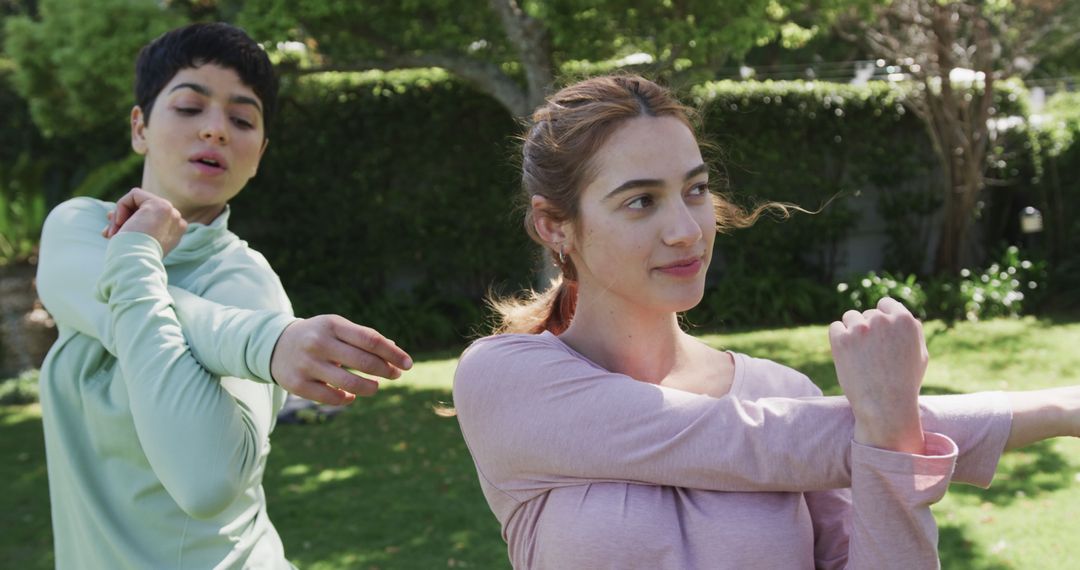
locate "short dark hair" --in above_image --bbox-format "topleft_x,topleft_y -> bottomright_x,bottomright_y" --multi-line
134,22 -> 278,137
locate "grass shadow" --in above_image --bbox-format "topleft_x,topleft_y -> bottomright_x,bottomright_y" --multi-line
938,523 -> 1011,570
949,440 -> 1074,506
265,385 -> 509,569
933,328 -> 1032,356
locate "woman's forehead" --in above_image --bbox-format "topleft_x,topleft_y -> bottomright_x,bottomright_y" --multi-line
591,116 -> 704,181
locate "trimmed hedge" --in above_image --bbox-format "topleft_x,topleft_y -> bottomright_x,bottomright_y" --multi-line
237,76 -> 913,341
1030,92 -> 1080,308
9,67 -> 1072,347
229,72 -> 531,349
688,80 -> 932,326
237,76 -> 995,339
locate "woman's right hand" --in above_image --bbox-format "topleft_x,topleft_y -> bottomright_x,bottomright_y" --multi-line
270,315 -> 413,405
829,297 -> 928,454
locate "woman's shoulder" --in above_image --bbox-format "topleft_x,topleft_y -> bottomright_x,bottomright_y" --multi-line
44,197 -> 112,231
731,352 -> 824,399
457,332 -> 571,375
454,332 -> 593,398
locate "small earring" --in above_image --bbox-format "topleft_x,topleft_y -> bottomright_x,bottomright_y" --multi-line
558,244 -> 565,265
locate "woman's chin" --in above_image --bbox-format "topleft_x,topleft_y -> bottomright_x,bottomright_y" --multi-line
663,289 -> 707,314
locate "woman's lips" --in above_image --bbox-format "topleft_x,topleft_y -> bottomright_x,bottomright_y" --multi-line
655,257 -> 704,277
190,160 -> 227,175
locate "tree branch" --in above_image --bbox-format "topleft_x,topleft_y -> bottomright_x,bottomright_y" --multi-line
488,0 -> 554,112
290,15 -> 531,117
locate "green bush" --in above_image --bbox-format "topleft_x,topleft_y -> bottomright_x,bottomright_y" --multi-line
5,68 -> 1067,346
0,64 -> 132,266
690,270 -> 841,329
1029,92 -> 1080,308
128,77 -> 1051,337
0,66 -> 46,265
837,271 -> 928,318
691,80 -> 933,325
942,246 -> 1045,322
0,368 -> 39,405
228,72 -> 531,349
839,246 -> 1045,323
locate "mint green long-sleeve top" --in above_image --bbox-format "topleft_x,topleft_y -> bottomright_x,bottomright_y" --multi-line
37,197 -> 298,569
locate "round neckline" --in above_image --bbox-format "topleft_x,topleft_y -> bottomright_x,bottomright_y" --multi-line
537,330 -> 746,398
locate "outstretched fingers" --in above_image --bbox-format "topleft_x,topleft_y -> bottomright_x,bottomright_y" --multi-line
291,379 -> 357,407
315,361 -> 380,398
332,319 -> 413,374
269,316 -> 414,405
325,338 -> 403,380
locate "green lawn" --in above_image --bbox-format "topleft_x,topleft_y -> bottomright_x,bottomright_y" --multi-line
3,317 -> 1079,568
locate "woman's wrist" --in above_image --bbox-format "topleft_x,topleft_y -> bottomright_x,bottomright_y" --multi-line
853,403 -> 926,454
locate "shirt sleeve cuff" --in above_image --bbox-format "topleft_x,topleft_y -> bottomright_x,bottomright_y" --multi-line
254,314 -> 302,385
852,431 -> 958,499
96,231 -> 167,304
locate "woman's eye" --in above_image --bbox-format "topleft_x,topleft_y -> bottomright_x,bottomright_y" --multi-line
232,117 -> 254,129
688,183 -> 709,197
628,195 -> 654,210
175,107 -> 200,115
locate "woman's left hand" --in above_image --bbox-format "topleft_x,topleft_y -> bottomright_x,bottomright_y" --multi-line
829,297 -> 928,454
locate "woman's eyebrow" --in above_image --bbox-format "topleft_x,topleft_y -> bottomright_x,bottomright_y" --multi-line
168,82 -> 263,114
604,163 -> 709,200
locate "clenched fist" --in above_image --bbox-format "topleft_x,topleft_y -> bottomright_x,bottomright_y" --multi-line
829,297 -> 928,454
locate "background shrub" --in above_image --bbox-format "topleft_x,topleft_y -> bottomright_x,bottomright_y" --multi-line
229,72 -> 531,349
0,368 -> 39,405
5,68 -> 1074,347
691,80 -> 932,326
839,246 -> 1046,324
837,271 -> 928,318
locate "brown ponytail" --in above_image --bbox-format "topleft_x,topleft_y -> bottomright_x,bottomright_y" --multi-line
489,277 -> 578,335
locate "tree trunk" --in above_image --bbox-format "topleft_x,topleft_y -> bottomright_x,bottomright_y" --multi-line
924,2 -> 993,275
0,262 -> 56,378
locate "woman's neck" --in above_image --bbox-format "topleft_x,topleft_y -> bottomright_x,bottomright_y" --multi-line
558,288 -> 687,383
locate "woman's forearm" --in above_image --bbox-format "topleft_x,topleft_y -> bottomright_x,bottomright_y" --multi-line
1004,386 -> 1080,451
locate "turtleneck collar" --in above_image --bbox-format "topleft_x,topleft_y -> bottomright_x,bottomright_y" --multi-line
163,205 -> 236,265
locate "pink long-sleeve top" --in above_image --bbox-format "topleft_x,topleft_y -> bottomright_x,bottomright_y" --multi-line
453,332 -> 1012,569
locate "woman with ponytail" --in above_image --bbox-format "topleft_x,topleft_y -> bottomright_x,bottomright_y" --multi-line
454,75 -> 1079,569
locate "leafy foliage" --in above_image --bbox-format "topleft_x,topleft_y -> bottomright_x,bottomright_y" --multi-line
0,64 -> 47,264
837,271 -> 927,317
839,246 -> 1046,323
3,0 -> 183,137
235,0 -> 888,115
228,72 -> 531,349
2,3 -> 1074,340
946,246 -> 1045,321
0,368 -> 38,405
688,80 -> 927,326
1020,92 -> 1080,309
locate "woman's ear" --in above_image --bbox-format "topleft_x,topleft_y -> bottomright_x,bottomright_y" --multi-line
531,195 -> 573,252
131,106 -> 148,155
